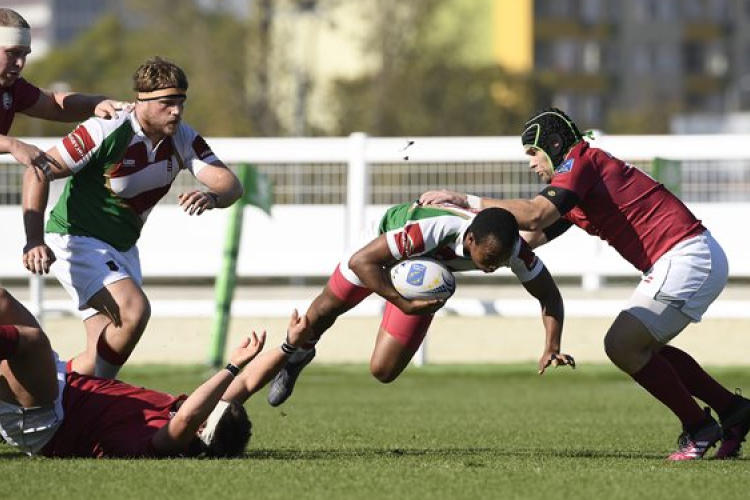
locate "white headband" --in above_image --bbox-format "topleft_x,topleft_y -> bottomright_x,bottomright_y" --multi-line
198,400 -> 231,446
0,27 -> 31,47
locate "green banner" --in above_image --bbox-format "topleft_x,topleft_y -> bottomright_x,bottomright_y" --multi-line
207,163 -> 274,367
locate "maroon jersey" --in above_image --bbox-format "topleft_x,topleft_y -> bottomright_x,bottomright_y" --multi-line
0,77 -> 42,134
41,372 -> 187,458
550,141 -> 704,272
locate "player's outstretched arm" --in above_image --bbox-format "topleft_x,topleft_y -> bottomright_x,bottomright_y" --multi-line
521,266 -> 575,374
151,331 -> 266,455
23,90 -> 129,122
222,309 -> 312,403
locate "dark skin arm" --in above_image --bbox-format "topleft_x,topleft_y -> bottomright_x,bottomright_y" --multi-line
348,234 -> 445,315
520,266 -> 575,374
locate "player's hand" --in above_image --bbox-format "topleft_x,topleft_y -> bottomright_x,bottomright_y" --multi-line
94,99 -> 132,119
8,139 -> 63,181
285,309 -> 311,348
22,242 -> 56,275
419,190 -> 468,208
538,352 -> 576,375
229,330 -> 267,369
178,190 -> 218,216
396,297 -> 446,316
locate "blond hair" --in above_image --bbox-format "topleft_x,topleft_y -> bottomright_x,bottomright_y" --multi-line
132,57 -> 189,93
0,8 -> 30,29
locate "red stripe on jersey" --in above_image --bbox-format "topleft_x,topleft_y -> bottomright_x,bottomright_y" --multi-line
62,125 -> 95,163
395,223 -> 425,257
192,135 -> 214,161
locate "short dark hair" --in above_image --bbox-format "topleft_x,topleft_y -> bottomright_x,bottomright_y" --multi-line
204,400 -> 252,458
467,207 -> 519,249
185,400 -> 252,458
132,56 -> 189,92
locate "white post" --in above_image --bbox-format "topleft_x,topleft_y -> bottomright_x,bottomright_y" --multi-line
413,342 -> 426,367
346,132 -> 368,250
581,240 -> 604,291
29,274 -> 44,327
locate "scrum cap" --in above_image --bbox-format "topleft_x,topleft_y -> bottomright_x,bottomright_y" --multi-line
521,108 -> 583,168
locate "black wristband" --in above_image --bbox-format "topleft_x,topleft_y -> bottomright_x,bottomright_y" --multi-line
225,363 -> 241,377
280,342 -> 296,355
205,191 -> 220,209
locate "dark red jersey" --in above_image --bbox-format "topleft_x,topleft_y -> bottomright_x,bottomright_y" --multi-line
0,77 -> 41,135
550,141 -> 704,272
41,372 -> 187,458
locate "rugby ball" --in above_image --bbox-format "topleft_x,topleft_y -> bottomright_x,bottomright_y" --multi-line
389,258 -> 456,300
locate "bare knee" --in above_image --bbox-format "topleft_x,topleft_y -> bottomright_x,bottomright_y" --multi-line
370,362 -> 398,384
370,355 -> 404,384
16,325 -> 52,358
119,297 -> 151,334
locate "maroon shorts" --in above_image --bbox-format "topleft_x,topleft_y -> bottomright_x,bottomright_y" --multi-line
328,265 -> 434,351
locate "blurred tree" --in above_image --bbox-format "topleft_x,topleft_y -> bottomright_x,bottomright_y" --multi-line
13,0 -> 273,137
328,0 -> 551,136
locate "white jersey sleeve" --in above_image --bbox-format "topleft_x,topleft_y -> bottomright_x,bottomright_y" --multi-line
173,123 -> 219,176
509,237 -> 545,283
56,111 -> 130,173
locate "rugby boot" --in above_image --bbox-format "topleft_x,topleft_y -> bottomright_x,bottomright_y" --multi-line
715,390 -> 750,459
267,348 -> 316,407
668,409 -> 722,461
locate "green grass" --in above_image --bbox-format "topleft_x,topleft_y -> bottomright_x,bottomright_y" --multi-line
3,363 -> 750,500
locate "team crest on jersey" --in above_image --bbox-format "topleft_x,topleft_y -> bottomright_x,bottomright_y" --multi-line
406,263 -> 427,286
2,92 -> 11,110
556,158 -> 574,174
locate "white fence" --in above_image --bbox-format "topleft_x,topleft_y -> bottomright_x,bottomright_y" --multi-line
1,133 -> 750,287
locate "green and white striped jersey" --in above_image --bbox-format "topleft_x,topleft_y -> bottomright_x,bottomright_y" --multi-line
46,110 -> 218,251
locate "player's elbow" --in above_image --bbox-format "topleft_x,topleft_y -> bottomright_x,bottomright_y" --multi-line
224,182 -> 244,207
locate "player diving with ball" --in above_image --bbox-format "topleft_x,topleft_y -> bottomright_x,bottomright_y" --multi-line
267,202 -> 575,407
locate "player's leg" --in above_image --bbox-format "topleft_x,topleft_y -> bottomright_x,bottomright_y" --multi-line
0,287 -> 40,327
47,234 -> 149,379
267,265 -> 371,406
81,279 -> 151,378
605,232 -> 729,460
369,302 -> 433,383
0,323 -> 58,408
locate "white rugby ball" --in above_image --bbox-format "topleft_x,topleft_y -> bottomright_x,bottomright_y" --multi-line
389,258 -> 456,300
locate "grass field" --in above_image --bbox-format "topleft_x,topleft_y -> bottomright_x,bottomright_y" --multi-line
3,363 -> 750,500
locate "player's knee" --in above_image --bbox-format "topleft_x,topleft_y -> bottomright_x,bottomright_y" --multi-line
0,287 -> 12,315
119,298 -> 151,334
370,360 -> 398,384
17,325 -> 52,357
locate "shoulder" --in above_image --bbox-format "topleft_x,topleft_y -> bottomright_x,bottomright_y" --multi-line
173,122 -> 216,160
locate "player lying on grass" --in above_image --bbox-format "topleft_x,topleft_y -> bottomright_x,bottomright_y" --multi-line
419,108 -> 750,460
267,203 -> 575,407
0,287 -> 310,458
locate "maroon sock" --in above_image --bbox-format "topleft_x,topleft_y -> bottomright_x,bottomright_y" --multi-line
96,334 -> 129,366
659,345 -> 734,415
631,352 -> 706,429
0,325 -> 20,360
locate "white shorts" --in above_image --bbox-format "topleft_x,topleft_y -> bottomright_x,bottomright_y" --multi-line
0,353 -> 67,455
47,233 -> 143,320
625,230 -> 728,343
338,221 -> 380,287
